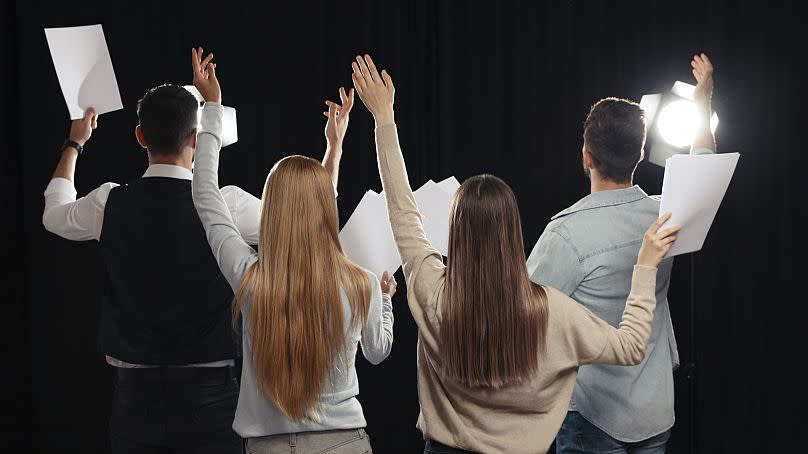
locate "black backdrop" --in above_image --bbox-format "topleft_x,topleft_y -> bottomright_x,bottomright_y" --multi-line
1,1 -> 803,452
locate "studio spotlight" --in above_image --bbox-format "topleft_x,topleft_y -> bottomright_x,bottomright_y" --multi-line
640,81 -> 718,166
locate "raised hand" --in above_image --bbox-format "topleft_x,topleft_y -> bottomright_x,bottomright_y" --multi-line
381,271 -> 397,298
191,47 -> 221,104
637,213 -> 681,268
691,53 -> 713,108
323,87 -> 355,149
351,54 -> 395,126
69,108 -> 98,146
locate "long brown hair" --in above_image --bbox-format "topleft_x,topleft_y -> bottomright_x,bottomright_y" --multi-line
233,155 -> 370,421
442,174 -> 548,388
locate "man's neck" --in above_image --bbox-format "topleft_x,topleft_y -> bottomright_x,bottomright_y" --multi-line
590,176 -> 632,194
148,150 -> 193,171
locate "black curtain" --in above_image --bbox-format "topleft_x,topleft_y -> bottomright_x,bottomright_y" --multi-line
2,1 -> 802,452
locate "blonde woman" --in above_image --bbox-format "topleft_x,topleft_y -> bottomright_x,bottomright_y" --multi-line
350,54 -> 681,454
190,49 -> 394,453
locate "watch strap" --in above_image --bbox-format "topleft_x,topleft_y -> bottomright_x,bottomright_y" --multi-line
62,138 -> 83,155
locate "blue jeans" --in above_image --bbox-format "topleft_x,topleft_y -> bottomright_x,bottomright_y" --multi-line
556,411 -> 670,454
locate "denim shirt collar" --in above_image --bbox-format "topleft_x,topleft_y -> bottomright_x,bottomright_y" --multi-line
551,185 -> 649,220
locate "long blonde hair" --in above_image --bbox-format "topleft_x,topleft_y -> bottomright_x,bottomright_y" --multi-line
233,155 -> 370,421
442,174 -> 548,388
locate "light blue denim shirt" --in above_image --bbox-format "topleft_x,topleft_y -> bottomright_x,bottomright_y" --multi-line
527,186 -> 677,442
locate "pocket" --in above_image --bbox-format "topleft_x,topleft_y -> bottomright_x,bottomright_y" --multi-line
321,431 -> 371,454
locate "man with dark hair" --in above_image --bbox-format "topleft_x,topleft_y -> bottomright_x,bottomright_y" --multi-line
527,54 -> 717,453
42,48 -> 354,453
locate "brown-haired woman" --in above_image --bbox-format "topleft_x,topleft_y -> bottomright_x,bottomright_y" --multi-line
350,54 -> 681,454
190,49 -> 394,453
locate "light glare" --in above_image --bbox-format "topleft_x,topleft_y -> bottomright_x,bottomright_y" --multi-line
657,100 -> 718,148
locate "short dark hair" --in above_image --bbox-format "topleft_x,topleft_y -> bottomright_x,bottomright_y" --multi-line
136,84 -> 199,155
583,97 -> 646,183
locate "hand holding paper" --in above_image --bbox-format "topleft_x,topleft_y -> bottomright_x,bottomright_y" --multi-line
69,108 -> 98,146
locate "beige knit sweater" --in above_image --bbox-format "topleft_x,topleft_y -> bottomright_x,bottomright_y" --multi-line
374,124 -> 658,454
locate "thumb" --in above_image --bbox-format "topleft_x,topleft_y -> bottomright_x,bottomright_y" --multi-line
382,271 -> 389,283
207,62 -> 217,80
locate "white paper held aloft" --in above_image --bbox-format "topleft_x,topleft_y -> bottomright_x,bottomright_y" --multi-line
45,24 -> 123,120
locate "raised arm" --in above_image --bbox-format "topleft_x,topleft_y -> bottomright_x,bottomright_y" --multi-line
42,108 -> 120,241
566,214 -> 681,366
322,87 -> 354,188
690,53 -> 716,154
351,54 -> 446,300
359,271 -> 395,365
189,47 -> 257,290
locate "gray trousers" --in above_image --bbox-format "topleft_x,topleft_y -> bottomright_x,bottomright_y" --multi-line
246,428 -> 372,454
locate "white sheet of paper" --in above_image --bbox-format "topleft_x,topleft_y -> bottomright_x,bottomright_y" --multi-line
44,25 -> 123,120
414,178 -> 459,256
436,176 -> 461,196
339,190 -> 401,278
659,153 -> 739,257
183,86 -> 239,146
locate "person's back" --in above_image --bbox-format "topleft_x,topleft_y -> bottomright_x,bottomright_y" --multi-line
42,82 -> 249,453
348,53 -> 681,454
189,50 -> 394,454
528,54 -> 717,453
528,188 -> 677,442
234,268 -> 391,437
98,176 -> 235,364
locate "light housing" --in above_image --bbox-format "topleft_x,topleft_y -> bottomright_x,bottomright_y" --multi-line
640,81 -> 718,166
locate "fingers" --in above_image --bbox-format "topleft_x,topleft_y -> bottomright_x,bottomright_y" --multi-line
339,87 -> 354,114
191,47 -> 200,73
355,55 -> 372,82
207,62 -> 217,80
656,224 -> 682,239
648,212 -> 672,235
381,69 -> 395,93
382,271 -> 389,283
364,54 -> 381,81
351,69 -> 365,95
327,100 -> 337,120
201,52 -> 215,69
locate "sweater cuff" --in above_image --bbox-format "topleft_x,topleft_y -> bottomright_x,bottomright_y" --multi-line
631,265 -> 658,295
374,123 -> 399,150
200,102 -> 224,136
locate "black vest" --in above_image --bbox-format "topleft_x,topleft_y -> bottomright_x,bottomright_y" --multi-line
97,177 -> 237,364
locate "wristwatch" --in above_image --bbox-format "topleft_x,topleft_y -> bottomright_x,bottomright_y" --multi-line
61,138 -> 84,155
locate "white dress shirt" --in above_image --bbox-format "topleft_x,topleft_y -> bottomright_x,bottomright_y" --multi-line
43,163 -> 263,368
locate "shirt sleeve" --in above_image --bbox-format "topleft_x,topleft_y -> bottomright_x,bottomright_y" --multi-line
42,178 -> 119,241
526,228 -> 585,296
359,271 -> 394,365
221,185 -> 261,246
192,102 -> 258,291
557,265 -> 658,366
375,124 -> 447,317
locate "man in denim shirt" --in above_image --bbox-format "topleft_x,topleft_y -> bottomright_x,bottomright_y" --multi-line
527,54 -> 717,453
